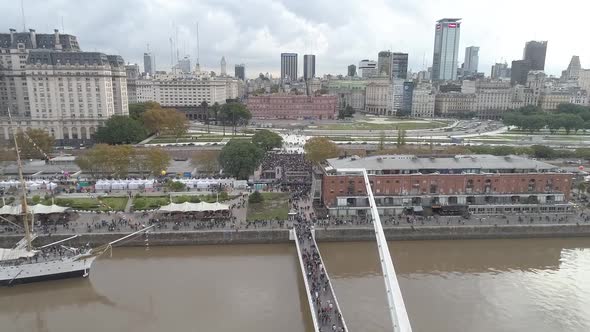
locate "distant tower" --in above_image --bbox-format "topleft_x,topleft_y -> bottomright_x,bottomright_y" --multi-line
463,46 -> 479,75
220,56 -> 227,76
432,18 -> 462,81
566,55 -> 582,79
347,64 -> 357,77
235,64 -> 245,80
281,53 -> 298,82
303,54 -> 316,80
523,41 -> 548,71
143,51 -> 155,77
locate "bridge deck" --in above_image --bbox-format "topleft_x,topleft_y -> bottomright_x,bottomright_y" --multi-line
294,225 -> 348,332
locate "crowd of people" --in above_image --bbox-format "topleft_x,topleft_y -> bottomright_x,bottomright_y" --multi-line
260,152 -> 313,184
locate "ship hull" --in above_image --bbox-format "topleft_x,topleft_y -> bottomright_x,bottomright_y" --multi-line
0,256 -> 97,286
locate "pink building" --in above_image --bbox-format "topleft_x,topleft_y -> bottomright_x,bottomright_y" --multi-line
246,95 -> 338,120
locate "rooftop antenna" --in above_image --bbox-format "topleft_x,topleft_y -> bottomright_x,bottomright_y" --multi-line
61,16 -> 64,33
175,25 -> 180,65
20,0 -> 26,32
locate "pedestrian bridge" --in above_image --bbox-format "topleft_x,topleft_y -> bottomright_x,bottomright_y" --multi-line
292,167 -> 412,332
292,225 -> 348,331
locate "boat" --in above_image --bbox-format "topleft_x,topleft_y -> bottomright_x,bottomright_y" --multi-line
0,107 -> 153,286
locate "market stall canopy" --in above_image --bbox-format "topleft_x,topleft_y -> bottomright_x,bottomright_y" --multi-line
0,204 -> 70,215
158,201 -> 229,213
0,180 -> 57,190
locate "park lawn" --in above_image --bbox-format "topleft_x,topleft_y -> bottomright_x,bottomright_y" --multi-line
247,192 -> 290,221
51,197 -> 128,211
319,120 -> 448,131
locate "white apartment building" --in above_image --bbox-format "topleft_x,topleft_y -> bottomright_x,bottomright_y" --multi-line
365,79 -> 392,115
0,29 -> 127,144
411,87 -> 435,118
132,77 -> 228,107
390,79 -> 405,113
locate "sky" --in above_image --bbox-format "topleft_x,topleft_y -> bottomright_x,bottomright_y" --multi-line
1,0 -> 589,79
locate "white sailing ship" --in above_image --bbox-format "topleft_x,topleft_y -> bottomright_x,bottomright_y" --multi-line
0,108 -> 153,286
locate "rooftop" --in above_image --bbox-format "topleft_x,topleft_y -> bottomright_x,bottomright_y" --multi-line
325,155 -> 562,173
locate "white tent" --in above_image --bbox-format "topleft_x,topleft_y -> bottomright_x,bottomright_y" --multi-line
157,201 -> 229,213
0,204 -> 70,216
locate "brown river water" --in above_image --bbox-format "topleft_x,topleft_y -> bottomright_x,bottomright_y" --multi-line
1,238 -> 590,332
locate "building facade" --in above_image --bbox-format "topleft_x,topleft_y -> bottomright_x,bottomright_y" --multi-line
511,60 -> 531,86
281,53 -> 298,82
235,64 -> 245,81
178,56 -> 191,74
347,64 -> 356,77
434,92 -> 476,117
325,80 -> 367,112
220,56 -> 227,76
432,18 -> 461,81
377,51 -> 392,78
491,62 -> 510,79
365,80 -> 392,115
320,155 -> 572,217
391,53 -> 408,79
524,41 -> 548,71
303,54 -> 316,80
463,46 -> 479,75
0,29 -> 128,146
132,76 -> 228,107
246,95 -> 337,120
358,59 -> 377,78
411,85 -> 435,118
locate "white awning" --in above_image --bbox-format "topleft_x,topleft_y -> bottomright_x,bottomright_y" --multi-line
0,204 -> 70,216
0,248 -> 37,261
158,201 -> 229,213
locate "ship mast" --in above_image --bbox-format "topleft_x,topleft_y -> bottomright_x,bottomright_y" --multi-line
7,107 -> 32,251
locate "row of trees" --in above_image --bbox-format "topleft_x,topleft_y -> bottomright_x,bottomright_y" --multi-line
503,104 -> 590,134
97,102 -> 190,144
75,145 -> 170,178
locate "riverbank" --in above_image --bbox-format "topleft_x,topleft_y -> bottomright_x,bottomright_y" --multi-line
2,224 -> 590,248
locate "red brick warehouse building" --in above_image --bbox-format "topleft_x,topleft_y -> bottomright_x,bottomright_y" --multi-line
246,95 -> 338,120
318,154 -> 573,217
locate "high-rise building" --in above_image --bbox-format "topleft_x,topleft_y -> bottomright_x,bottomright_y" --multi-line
220,56 -> 227,76
565,56 -> 582,80
391,52 -> 409,79
358,59 -> 378,78
303,54 -> 316,80
463,46 -> 479,75
432,18 -> 462,81
281,53 -> 298,82
491,62 -> 510,79
235,64 -> 246,81
347,65 -> 357,77
144,52 -> 155,76
377,51 -> 392,77
511,60 -> 531,86
523,41 -> 548,71
178,56 -> 191,74
0,28 -> 127,145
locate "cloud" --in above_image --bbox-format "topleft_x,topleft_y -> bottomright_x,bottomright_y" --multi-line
1,0 -> 588,78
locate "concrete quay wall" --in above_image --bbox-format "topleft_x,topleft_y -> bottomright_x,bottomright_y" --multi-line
2,224 -> 590,248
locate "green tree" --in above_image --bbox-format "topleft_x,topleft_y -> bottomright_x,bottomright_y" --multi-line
167,180 -> 186,192
396,128 -> 407,147
129,102 -> 162,121
95,116 -> 147,144
166,109 -> 190,140
220,102 -> 252,135
304,137 -> 339,163
142,108 -> 169,135
218,140 -> 264,179
378,131 -> 386,151
16,129 -> 55,159
576,182 -> 587,195
252,129 -> 283,151
138,148 -> 171,176
530,145 -> 555,159
560,113 -> 584,134
248,191 -> 264,204
76,144 -> 134,177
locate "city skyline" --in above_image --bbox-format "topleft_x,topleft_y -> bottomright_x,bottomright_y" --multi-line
1,0 -> 589,78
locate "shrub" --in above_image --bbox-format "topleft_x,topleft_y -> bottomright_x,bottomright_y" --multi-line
248,191 -> 264,204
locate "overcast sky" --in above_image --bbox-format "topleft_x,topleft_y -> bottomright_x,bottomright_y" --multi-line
2,0 -> 588,78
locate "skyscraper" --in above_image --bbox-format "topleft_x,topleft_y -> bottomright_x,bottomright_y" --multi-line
511,60 -> 531,86
391,53 -> 409,79
523,41 -> 548,71
303,54 -> 316,80
235,64 -> 245,81
565,56 -> 581,79
491,62 -> 510,79
143,52 -> 155,76
358,59 -> 377,78
432,18 -> 462,81
178,56 -> 191,73
281,53 -> 298,82
463,46 -> 479,75
220,56 -> 227,76
347,64 -> 357,77
378,51 -> 392,77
